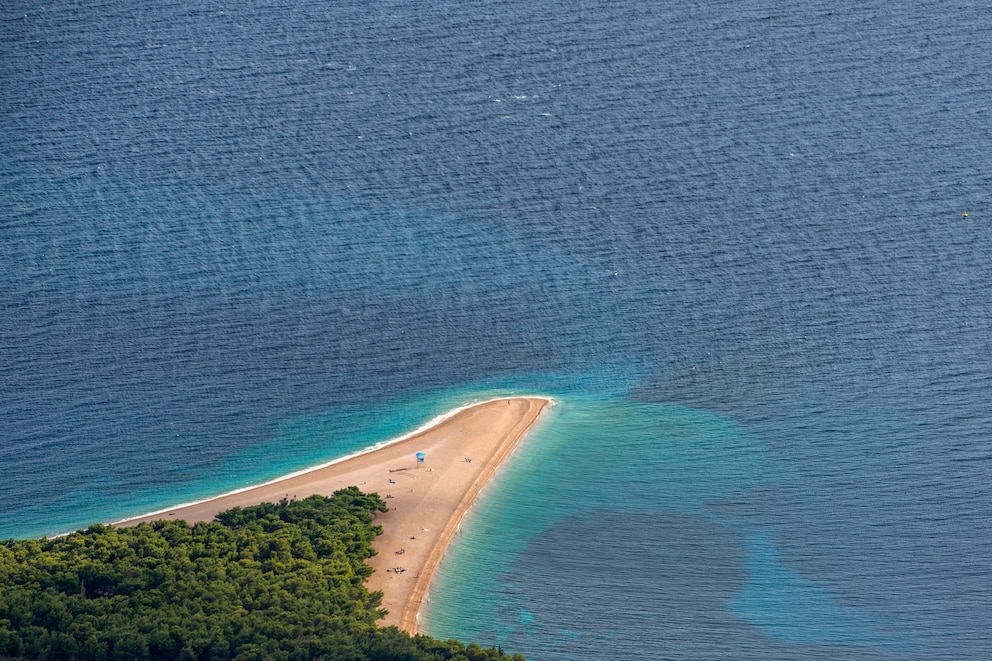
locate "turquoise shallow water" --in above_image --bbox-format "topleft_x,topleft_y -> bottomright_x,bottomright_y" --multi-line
425,393 -> 924,659
424,395 -> 772,648
3,0 -> 992,657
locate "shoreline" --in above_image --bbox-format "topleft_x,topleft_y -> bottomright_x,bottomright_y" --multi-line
113,395 -> 551,527
117,396 -> 554,633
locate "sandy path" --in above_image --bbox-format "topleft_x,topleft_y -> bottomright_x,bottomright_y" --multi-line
119,396 -> 552,633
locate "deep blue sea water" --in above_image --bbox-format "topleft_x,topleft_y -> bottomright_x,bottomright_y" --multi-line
3,0 -> 991,658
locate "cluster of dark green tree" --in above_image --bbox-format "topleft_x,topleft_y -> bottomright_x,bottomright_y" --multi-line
0,488 -> 524,661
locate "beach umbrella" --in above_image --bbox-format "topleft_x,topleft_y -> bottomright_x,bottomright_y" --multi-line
416,452 -> 426,465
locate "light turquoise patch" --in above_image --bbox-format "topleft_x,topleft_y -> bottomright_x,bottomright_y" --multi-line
729,534 -> 893,647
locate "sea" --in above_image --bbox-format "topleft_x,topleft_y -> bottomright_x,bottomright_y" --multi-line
2,0 -> 991,658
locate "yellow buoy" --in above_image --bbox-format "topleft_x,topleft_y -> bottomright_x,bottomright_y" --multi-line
963,209 -> 968,217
